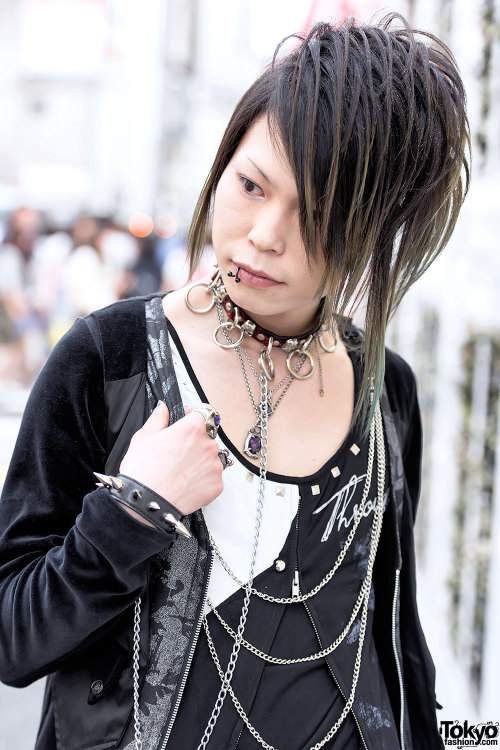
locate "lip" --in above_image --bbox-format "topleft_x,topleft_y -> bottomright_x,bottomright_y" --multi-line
234,263 -> 282,283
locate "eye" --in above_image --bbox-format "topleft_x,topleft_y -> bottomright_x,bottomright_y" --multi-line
239,176 -> 264,197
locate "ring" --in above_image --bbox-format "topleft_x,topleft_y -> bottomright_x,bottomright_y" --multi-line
218,448 -> 233,470
319,325 -> 338,353
213,321 -> 245,349
286,348 -> 315,379
258,338 -> 275,381
184,270 -> 226,313
191,404 -> 221,439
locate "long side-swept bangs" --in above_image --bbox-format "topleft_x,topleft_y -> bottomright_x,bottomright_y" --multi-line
188,12 -> 470,433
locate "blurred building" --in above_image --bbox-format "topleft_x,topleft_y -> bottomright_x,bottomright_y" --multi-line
0,0 -> 167,223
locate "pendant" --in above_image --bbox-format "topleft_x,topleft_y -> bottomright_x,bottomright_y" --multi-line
244,427 -> 262,458
261,400 -> 273,417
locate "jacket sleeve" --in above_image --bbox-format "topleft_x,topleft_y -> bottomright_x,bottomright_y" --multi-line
0,317 -> 173,688
386,351 -> 441,748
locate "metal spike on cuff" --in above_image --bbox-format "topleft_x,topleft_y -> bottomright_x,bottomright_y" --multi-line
162,513 -> 191,539
93,472 -> 125,490
93,471 -> 191,539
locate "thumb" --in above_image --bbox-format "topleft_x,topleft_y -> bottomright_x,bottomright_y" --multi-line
140,400 -> 171,434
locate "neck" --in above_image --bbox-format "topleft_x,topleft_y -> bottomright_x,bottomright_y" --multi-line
242,305 -> 321,338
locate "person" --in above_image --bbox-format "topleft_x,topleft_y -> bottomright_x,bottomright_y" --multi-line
60,215 -> 120,318
0,13 -> 469,750
0,207 -> 45,382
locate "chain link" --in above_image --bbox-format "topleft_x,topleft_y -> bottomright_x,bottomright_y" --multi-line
207,572 -> 369,664
129,299 -> 340,749
132,597 -> 143,750
215,301 -> 304,424
203,401 -> 386,750
315,338 -> 324,396
196,372 -> 269,750
208,411 -> 376,605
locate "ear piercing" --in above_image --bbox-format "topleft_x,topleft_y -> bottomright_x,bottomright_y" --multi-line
227,267 -> 241,283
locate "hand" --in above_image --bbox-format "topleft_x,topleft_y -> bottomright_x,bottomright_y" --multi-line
118,401 -> 224,525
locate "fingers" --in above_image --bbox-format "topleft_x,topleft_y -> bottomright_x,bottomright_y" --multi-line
138,400 -> 170,435
138,402 -> 218,441
187,409 -> 210,430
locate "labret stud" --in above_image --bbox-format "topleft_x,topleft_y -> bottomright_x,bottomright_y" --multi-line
227,267 -> 241,283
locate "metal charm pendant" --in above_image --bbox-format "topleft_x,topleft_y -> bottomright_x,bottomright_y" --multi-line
243,427 -> 262,458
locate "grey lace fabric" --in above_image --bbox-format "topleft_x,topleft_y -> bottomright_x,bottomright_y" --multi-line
144,295 -> 185,424
120,297 -> 209,750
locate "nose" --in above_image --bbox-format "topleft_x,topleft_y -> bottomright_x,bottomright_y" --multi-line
247,204 -> 286,255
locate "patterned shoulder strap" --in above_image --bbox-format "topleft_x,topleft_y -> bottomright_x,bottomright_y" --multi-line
145,296 -> 185,424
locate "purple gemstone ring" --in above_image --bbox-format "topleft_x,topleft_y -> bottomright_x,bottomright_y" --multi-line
191,404 -> 221,439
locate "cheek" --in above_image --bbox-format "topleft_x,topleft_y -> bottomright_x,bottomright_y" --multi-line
213,178 -> 249,243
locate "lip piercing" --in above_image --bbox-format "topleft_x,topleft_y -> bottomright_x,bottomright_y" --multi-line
227,267 -> 241,283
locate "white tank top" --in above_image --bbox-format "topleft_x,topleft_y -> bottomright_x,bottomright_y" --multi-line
168,333 -> 300,613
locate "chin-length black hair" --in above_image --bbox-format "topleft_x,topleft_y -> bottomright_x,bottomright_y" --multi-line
188,13 -> 470,432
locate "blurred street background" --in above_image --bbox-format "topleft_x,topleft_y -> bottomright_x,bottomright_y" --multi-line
1,0 -> 499,747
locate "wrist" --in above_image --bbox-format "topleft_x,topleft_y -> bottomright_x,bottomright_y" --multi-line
93,472 -> 191,539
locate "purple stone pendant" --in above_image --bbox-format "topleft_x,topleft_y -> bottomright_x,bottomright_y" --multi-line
244,427 -> 262,458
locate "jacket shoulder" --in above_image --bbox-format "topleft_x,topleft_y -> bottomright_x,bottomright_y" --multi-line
384,347 -> 418,418
85,294 -> 163,382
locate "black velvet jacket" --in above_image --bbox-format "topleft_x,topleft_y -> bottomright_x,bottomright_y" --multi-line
0,295 -> 442,750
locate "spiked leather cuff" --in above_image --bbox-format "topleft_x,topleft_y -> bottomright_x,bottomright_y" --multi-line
93,472 -> 191,538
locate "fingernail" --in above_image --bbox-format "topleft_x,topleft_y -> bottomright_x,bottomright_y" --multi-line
156,400 -> 165,408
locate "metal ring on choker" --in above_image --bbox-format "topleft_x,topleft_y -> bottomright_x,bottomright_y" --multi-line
286,348 -> 315,379
258,339 -> 275,381
213,321 -> 245,349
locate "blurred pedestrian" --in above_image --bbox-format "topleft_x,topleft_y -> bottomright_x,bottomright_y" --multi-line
123,235 -> 162,298
60,214 -> 119,317
31,222 -> 73,349
0,207 -> 44,382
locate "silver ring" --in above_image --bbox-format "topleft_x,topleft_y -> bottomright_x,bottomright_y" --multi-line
319,328 -> 337,353
218,448 -> 233,470
286,349 -> 315,379
258,338 -> 275,381
191,404 -> 221,438
213,321 -> 244,349
185,280 -> 216,313
185,270 -> 227,313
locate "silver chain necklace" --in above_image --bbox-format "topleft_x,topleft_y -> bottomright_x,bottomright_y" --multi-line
201,401 -> 385,750
130,393 -> 383,750
129,284 -> 356,749
195,371 -> 270,750
215,300 -> 312,458
131,372 -> 270,750
208,405 -> 376,605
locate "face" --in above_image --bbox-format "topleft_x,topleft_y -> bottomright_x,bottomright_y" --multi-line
212,116 -> 326,334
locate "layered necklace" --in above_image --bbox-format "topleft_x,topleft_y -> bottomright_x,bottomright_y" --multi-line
185,267 -> 337,458
180,267 -> 386,750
